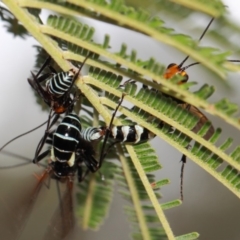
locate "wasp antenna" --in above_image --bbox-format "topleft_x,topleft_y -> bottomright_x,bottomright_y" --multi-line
227,59 -> 240,63
178,17 -> 214,68
118,78 -> 134,89
109,94 -> 125,129
68,52 -> 93,94
75,52 -> 93,77
178,56 -> 189,69
99,94 -> 125,167
33,111 -> 59,163
182,62 -> 200,71
180,154 -> 186,201
0,162 -> 30,169
0,120 -> 48,152
35,56 -> 52,78
0,150 -> 47,169
197,17 -> 214,42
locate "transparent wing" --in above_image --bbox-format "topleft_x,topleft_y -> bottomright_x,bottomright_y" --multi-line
43,180 -> 75,240
0,170 -> 50,240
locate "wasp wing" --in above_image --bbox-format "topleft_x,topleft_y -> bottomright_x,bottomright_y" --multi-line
0,170 -> 50,240
43,180 -> 75,240
180,103 -> 214,140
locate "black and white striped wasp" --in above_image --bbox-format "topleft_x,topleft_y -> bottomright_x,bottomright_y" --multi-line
0,54 -> 91,156
82,124 -> 155,144
28,54 -> 89,115
1,92 -> 155,239
28,53 -> 93,162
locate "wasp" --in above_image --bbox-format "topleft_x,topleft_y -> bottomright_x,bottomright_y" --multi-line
162,18 -> 217,199
0,94 -> 129,239
0,54 -> 91,158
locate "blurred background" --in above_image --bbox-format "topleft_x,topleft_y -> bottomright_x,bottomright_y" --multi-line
1,0 -> 240,239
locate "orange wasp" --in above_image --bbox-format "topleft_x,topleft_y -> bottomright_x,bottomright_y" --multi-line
162,17 -> 216,200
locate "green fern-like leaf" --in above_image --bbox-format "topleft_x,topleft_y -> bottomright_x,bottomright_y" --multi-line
2,0 -> 240,239
76,161 -> 117,230
0,5 -> 29,38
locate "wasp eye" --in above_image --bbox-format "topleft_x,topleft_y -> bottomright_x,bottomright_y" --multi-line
166,63 -> 177,69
